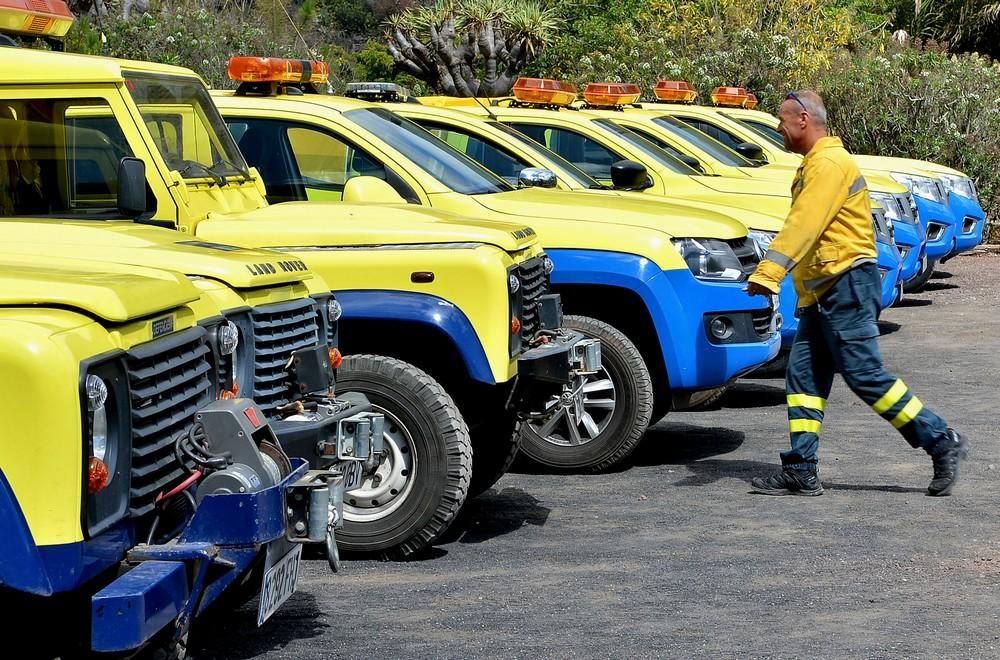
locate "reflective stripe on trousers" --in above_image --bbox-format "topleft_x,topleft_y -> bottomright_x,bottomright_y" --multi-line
781,263 -> 949,469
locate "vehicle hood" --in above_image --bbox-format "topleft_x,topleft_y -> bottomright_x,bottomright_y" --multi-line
464,188 -> 747,240
199,201 -> 539,253
0,220 -> 310,289
0,254 -> 199,323
689,174 -> 792,199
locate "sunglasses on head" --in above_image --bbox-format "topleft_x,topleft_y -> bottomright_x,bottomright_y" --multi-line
786,91 -> 808,113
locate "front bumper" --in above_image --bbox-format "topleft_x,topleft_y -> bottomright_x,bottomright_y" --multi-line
914,196 -> 958,262
892,220 -> 926,282
948,192 -> 987,255
877,240 -> 903,309
652,269 -> 781,391
509,329 -> 602,413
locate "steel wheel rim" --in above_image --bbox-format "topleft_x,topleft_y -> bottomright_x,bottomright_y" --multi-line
526,366 -> 617,448
343,405 -> 416,523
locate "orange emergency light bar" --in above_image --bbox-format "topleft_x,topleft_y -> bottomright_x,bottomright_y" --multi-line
511,78 -> 577,106
227,56 -> 330,84
582,82 -> 641,107
710,86 -> 750,107
744,92 -> 759,109
0,0 -> 73,38
653,80 -> 698,103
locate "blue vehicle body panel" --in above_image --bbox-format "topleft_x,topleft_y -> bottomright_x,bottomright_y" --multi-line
0,468 -> 136,597
892,221 -> 925,282
548,249 -> 780,390
914,196 -> 958,261
335,289 -> 495,385
878,239 -> 903,309
949,193 -> 987,254
90,458 -> 310,653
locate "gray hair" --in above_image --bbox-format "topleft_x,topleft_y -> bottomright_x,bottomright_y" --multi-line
791,90 -> 828,126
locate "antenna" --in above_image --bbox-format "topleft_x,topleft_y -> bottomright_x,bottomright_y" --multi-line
471,94 -> 498,121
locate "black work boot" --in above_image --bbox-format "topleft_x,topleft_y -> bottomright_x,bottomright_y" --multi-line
927,429 -> 969,496
751,467 -> 823,496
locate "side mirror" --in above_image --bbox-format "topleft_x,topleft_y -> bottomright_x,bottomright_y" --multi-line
734,142 -> 765,162
517,167 -> 557,189
343,175 -> 407,204
677,154 -> 705,173
610,160 -> 652,191
117,157 -> 149,218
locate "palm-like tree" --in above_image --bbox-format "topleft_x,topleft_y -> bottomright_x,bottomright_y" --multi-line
384,0 -> 561,96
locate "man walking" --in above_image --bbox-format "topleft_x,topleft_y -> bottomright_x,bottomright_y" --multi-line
745,90 -> 967,496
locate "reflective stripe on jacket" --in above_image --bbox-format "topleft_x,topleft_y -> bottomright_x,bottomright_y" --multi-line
748,136 -> 878,307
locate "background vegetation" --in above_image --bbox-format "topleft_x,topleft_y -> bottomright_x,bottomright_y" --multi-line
57,0 -> 1000,237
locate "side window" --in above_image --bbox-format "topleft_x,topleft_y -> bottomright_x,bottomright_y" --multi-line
677,117 -> 742,150
625,126 -> 684,158
507,122 -> 620,180
421,121 -> 531,184
0,99 -> 134,216
229,117 -> 418,204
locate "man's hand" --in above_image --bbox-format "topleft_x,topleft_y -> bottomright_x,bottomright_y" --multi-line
745,281 -> 775,297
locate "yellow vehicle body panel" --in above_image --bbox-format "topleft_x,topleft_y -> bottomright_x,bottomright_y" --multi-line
0,254 -> 215,547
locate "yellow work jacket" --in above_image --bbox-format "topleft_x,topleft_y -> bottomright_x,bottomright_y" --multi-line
749,136 -> 877,308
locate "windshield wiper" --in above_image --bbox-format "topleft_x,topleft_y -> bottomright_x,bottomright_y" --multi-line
209,157 -> 250,180
176,160 -> 226,186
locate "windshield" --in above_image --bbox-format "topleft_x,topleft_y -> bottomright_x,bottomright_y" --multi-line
0,97 -> 137,219
731,115 -> 787,150
491,122 -> 604,189
342,107 -> 513,195
123,73 -> 248,180
590,119 -> 699,174
650,116 -> 755,167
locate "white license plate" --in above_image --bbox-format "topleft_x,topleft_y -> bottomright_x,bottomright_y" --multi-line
344,460 -> 364,492
256,543 -> 302,627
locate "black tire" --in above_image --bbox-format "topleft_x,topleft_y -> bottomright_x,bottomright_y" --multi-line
468,411 -> 521,497
903,256 -> 935,293
518,315 -> 653,471
750,351 -> 790,379
335,354 -> 472,559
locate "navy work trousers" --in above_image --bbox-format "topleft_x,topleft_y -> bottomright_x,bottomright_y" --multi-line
782,262 -> 950,469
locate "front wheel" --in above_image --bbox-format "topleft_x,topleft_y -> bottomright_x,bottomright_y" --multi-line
334,354 -> 472,559
518,315 -> 653,471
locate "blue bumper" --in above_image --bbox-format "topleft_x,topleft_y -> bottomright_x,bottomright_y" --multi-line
877,240 -> 903,309
892,220 -> 926,283
90,459 -> 308,653
548,249 -> 780,391
948,193 -> 987,255
914,196 -> 958,262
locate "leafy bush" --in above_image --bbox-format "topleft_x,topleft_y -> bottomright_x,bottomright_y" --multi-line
816,48 -> 1000,239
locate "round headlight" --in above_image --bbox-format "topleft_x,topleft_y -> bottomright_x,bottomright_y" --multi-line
327,298 -> 343,323
509,273 -> 521,294
86,374 -> 108,412
217,321 -> 239,356
541,256 -> 555,275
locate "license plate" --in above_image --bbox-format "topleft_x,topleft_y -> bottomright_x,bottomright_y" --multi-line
344,460 -> 364,492
256,543 -> 302,627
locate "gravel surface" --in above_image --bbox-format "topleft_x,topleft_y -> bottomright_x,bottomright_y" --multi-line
191,253 -> 1000,660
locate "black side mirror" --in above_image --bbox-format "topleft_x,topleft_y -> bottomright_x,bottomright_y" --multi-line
609,160 -> 652,191
677,154 -> 705,173
117,157 -> 148,218
734,142 -> 765,162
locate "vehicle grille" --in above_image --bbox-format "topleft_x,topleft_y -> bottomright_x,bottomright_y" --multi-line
727,237 -> 759,278
516,256 -> 548,342
752,309 -> 772,337
250,298 -> 320,417
893,193 -> 918,224
126,326 -> 213,520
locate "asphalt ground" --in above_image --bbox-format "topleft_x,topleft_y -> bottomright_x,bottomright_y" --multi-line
193,253 -> 1000,659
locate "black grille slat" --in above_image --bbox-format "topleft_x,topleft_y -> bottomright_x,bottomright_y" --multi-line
726,237 -> 759,277
515,257 -> 548,343
126,326 -> 213,520
249,298 -> 320,416
752,309 -> 771,336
